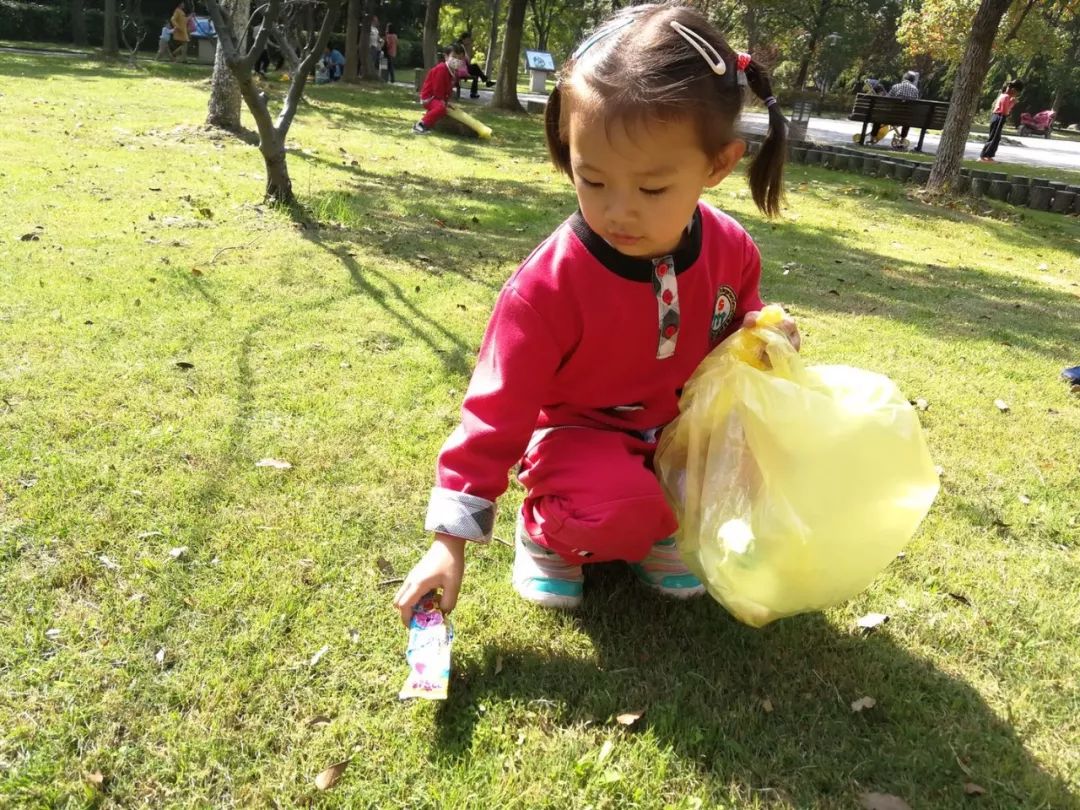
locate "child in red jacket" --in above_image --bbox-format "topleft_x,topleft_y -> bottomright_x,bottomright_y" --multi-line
412,43 -> 466,135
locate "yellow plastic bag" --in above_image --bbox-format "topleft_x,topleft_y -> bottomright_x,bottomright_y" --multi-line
655,306 -> 939,627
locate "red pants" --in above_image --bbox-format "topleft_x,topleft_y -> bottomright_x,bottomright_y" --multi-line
518,427 -> 677,564
421,98 -> 448,129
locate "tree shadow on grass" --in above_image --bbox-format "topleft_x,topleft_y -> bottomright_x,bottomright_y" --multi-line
433,566 -> 1075,808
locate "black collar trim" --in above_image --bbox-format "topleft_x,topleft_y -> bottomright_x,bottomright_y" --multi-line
568,206 -> 703,282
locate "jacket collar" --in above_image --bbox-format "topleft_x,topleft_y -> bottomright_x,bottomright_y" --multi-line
568,205 -> 703,282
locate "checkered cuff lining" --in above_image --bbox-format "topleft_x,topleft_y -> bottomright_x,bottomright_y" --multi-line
425,487 -> 495,543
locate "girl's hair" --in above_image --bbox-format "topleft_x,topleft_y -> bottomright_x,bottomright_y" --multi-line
1002,79 -> 1024,93
446,42 -> 466,58
545,2 -> 786,217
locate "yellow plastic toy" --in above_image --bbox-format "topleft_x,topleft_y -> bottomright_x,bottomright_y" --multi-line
655,305 -> 939,627
446,105 -> 493,139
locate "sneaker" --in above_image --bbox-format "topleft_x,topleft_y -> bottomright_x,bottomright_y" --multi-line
469,92 -> 480,99
629,538 -> 706,599
485,80 -> 495,87
411,122 -> 431,135
512,519 -> 583,609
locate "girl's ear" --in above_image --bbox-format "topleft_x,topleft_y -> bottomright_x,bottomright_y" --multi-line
704,139 -> 746,188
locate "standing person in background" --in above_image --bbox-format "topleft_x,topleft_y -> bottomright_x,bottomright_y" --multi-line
156,20 -> 173,60
458,31 -> 495,98
980,80 -> 1023,163
169,1 -> 189,62
370,15 -> 383,78
383,23 -> 398,84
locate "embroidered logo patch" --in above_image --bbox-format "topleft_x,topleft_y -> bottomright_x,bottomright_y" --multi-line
710,285 -> 737,341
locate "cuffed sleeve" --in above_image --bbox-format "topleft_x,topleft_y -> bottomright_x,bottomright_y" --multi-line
425,487 -> 496,543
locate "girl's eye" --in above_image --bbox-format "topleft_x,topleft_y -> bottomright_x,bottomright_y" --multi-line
641,187 -> 669,196
580,178 -> 604,188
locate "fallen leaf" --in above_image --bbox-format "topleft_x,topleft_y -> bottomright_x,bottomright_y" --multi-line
19,232 -> 41,241
127,593 -> 146,604
948,592 -> 971,606
615,710 -> 644,727
314,759 -> 349,790
596,739 -> 614,765
851,696 -> 877,712
85,771 -> 105,790
138,530 -> 164,540
761,698 -> 774,714
306,714 -> 333,728
859,792 -> 912,810
857,612 -> 890,631
45,628 -> 61,639
255,458 -> 292,470
168,546 -> 188,559
99,554 -> 121,571
375,556 -> 394,576
174,361 -> 194,370
191,267 -> 204,277
1018,494 -> 1031,505
994,399 -> 1010,413
310,644 -> 329,667
155,647 -> 166,666
348,628 -> 359,644
914,398 -> 929,411
495,655 -> 504,676
964,782 -> 987,797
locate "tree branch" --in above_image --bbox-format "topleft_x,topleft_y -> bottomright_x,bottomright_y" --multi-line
274,0 -> 342,135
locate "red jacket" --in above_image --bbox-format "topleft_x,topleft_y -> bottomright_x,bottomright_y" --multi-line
419,62 -> 454,102
424,202 -> 764,542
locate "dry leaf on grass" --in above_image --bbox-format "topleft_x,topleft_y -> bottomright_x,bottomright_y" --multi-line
596,739 -> 614,765
314,759 -> 350,791
761,698 -> 774,714
375,556 -> 395,577
859,792 -> 912,810
99,554 -> 120,571
255,458 -> 292,470
85,771 -> 105,790
1018,494 -> 1031,505
495,655 -> 504,676
310,644 -> 329,667
305,714 -> 333,729
851,696 -> 877,712
994,399 -> 1010,413
168,546 -> 188,559
964,782 -> 987,796
155,647 -> 166,667
174,361 -> 194,370
615,710 -> 644,727
857,612 -> 890,631
913,398 -> 929,411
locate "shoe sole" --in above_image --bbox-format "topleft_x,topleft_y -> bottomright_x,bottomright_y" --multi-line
512,580 -> 582,609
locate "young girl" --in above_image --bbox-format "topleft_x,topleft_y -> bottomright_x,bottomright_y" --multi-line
980,79 -> 1023,163
412,43 -> 467,135
394,2 -> 799,624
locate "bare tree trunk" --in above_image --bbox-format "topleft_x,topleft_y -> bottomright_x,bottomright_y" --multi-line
744,3 -> 758,53
103,0 -> 118,56
344,0 -> 360,81
207,0 -> 250,131
422,0 -> 442,68
204,0 -> 343,204
361,8 -> 376,79
927,0 -> 1014,193
71,0 -> 87,45
484,0 -> 500,76
492,0 -> 527,110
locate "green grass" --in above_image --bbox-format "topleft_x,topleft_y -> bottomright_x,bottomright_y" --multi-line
845,143 -> 1080,186
1,52 -> 1078,809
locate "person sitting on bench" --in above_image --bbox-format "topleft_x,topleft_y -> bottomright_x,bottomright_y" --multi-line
457,31 -> 495,98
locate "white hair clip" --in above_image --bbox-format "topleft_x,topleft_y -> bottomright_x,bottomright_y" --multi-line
670,20 -> 726,76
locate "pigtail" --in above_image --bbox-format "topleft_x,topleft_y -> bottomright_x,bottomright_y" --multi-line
544,82 -> 573,178
743,58 -> 786,218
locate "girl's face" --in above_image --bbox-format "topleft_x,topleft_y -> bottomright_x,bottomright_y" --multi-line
568,105 -> 743,258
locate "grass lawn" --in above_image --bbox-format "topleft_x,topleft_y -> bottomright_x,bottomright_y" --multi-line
1,52 -> 1078,809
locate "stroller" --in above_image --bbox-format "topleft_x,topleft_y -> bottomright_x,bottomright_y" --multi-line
1017,109 -> 1055,138
852,78 -> 909,150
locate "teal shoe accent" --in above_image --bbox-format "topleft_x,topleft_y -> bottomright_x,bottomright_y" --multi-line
524,577 -> 584,598
629,563 -> 706,599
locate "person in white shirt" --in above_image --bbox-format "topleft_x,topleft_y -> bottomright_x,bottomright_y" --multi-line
369,15 -> 383,76
156,21 -> 173,60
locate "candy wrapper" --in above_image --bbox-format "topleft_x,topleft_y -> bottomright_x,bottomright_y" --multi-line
399,592 -> 454,700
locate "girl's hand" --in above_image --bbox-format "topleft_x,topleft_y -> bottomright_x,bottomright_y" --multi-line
393,534 -> 466,628
742,309 -> 801,352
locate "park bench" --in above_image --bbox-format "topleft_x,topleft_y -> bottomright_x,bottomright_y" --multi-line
849,93 -> 950,152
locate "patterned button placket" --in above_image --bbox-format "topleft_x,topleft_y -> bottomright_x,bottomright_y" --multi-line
653,255 -> 680,359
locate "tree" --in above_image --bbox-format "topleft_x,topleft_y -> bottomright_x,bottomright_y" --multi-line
491,0 -> 526,110
345,0 -> 361,81
72,0 -> 87,46
527,0 -> 568,51
207,0 -> 251,131
104,0 -> 119,57
484,0 -> 501,75
203,0 -> 344,203
423,0 -> 442,67
927,0 -> 1014,192
117,0 -> 149,63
